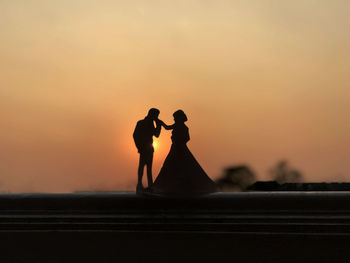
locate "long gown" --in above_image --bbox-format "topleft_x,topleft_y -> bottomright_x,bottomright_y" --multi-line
152,123 -> 218,195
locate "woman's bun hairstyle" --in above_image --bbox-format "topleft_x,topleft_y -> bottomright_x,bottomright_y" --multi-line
173,110 -> 188,122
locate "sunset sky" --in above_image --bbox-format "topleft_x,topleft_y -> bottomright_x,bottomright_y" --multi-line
1,1 -> 349,192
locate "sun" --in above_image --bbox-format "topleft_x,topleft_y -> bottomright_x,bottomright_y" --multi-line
153,140 -> 159,150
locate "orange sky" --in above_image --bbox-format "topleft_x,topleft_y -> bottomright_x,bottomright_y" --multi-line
1,1 -> 350,192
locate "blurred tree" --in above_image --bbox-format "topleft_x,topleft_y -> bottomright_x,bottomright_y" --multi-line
216,165 -> 256,192
269,160 -> 303,184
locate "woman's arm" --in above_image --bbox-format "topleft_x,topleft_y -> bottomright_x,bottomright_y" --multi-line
159,120 -> 175,130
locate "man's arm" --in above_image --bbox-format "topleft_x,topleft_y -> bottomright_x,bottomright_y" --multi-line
153,120 -> 162,138
133,122 -> 142,150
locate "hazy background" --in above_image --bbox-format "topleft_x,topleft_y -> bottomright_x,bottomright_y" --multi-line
1,0 -> 349,192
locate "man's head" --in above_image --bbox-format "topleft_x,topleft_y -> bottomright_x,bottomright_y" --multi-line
147,108 -> 160,120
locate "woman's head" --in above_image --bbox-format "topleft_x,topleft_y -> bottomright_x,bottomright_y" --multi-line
173,110 -> 188,123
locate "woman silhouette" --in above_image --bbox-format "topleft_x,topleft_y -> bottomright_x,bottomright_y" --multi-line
152,110 -> 217,195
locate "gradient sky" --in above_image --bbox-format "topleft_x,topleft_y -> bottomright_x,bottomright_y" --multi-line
1,0 -> 349,192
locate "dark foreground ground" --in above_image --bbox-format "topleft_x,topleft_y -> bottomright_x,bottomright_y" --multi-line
1,192 -> 350,262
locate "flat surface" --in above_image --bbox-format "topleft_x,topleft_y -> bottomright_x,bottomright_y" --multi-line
2,191 -> 350,216
1,192 -> 350,233
1,191 -> 350,210
1,192 -> 350,262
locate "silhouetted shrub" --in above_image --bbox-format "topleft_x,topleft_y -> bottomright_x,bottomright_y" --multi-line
216,165 -> 256,192
269,160 -> 303,184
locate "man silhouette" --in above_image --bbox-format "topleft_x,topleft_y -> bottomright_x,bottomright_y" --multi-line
133,108 -> 161,193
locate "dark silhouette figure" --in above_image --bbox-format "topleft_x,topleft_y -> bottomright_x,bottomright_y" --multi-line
133,108 -> 161,193
152,110 -> 217,195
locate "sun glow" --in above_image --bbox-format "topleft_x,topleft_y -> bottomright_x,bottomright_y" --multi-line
153,140 -> 159,150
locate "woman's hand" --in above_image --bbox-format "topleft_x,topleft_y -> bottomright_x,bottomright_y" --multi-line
161,121 -> 175,130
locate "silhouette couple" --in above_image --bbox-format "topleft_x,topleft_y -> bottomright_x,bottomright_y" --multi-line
133,108 -> 217,196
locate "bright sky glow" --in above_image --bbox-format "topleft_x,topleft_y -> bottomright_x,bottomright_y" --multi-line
0,0 -> 349,192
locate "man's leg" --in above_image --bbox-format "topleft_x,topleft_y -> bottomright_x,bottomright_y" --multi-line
137,154 -> 146,187
146,152 -> 154,188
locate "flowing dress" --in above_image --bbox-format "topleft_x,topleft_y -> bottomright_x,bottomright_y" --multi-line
152,123 -> 217,195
